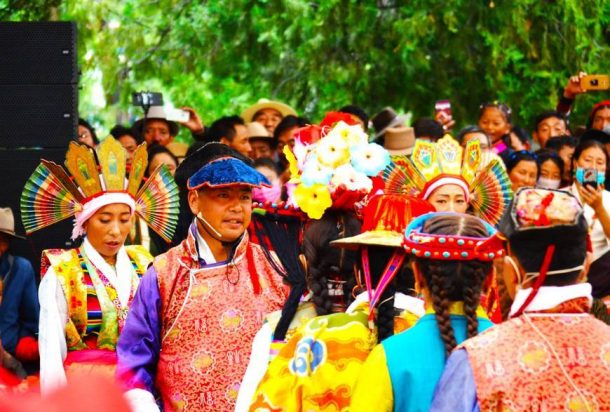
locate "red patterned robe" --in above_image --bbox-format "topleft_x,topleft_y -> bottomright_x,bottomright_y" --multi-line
117,225 -> 289,411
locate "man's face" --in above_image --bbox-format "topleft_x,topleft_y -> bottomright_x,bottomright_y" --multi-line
592,107 -> 610,131
276,126 -> 297,160
221,124 -> 252,157
249,139 -> 273,160
534,116 -> 567,148
143,119 -> 173,146
253,108 -> 283,135
188,185 -> 253,243
117,135 -> 138,163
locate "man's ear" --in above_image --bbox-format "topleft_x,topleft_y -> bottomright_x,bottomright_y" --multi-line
187,190 -> 200,216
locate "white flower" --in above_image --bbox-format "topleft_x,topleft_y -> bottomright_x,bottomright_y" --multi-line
331,164 -> 373,192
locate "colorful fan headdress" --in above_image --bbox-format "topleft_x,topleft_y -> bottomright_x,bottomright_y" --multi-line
286,114 -> 390,219
383,135 -> 512,225
21,137 -> 179,242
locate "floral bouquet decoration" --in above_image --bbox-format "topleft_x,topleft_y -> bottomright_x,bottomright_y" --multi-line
285,112 -> 390,219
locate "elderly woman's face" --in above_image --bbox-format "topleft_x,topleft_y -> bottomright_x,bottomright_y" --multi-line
84,203 -> 132,263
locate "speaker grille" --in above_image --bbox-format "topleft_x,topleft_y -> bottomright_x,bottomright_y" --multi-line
0,22 -> 77,84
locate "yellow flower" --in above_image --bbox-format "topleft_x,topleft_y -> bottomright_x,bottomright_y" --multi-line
315,135 -> 350,168
294,183 -> 332,219
284,145 -> 301,182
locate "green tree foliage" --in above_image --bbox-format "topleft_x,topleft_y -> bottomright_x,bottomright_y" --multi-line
7,1 -> 610,135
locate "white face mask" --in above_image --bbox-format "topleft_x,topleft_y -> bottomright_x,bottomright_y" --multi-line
536,176 -> 561,189
602,124 -> 610,135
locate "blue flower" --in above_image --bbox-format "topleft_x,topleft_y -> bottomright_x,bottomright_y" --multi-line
350,143 -> 391,176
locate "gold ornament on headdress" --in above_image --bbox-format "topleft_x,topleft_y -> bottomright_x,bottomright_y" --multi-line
384,135 -> 512,225
21,137 -> 179,242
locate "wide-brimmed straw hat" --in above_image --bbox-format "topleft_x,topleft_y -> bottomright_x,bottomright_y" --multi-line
241,98 -> 297,122
132,106 -> 180,137
331,194 -> 434,249
0,208 -> 25,239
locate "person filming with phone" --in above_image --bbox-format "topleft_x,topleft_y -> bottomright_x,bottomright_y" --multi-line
569,139 -> 610,299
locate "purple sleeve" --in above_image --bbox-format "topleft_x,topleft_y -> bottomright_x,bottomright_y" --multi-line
429,349 -> 480,412
116,265 -> 161,395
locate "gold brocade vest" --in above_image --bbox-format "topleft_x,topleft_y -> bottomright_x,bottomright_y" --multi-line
41,245 -> 152,351
154,230 -> 289,412
461,298 -> 610,411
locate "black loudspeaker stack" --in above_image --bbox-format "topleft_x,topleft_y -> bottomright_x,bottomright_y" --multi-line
0,22 -> 79,273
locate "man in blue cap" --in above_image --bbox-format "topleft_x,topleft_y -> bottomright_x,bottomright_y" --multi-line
116,143 -> 288,411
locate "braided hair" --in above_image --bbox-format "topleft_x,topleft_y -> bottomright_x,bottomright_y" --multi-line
302,210 -> 361,316
364,246 -> 416,342
414,214 -> 493,357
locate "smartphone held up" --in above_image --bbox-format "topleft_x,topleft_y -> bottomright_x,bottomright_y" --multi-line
580,75 -> 610,91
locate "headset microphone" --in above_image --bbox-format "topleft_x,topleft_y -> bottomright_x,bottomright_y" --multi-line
196,212 -> 223,239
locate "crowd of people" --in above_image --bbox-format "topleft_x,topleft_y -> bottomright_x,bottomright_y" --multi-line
0,70 -> 609,411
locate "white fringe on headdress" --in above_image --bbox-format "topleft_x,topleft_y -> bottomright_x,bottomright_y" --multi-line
71,192 -> 136,240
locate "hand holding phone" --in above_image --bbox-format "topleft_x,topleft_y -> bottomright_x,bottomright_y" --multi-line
581,168 -> 599,189
580,75 -> 610,91
166,108 -> 191,122
434,100 -> 454,131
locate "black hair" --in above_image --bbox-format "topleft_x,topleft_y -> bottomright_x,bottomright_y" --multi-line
249,210 -> 306,341
570,139 -> 609,176
146,144 -> 179,176
362,245 -> 416,342
507,223 -> 588,287
301,210 -> 361,316
339,105 -> 369,128
456,125 -> 491,146
511,125 -> 531,146
110,124 -> 142,144
479,101 -> 513,124
545,135 -> 577,152
205,115 -> 245,143
505,150 -> 539,174
534,110 -> 568,132
253,157 -> 280,176
414,214 -> 492,357
273,115 -> 310,146
535,149 -> 564,177
412,118 -> 444,141
78,118 -> 99,144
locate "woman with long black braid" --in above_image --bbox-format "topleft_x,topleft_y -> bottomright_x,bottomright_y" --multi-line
248,194 -> 432,411
350,213 -> 505,412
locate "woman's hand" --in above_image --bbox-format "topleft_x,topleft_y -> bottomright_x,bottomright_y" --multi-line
577,182 -> 604,212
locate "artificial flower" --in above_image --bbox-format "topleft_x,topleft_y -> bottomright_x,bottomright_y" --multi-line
293,183 -> 332,219
325,121 -> 368,148
330,164 -> 373,192
284,145 -> 301,182
301,156 -> 334,186
292,138 -> 315,170
350,143 -> 391,176
315,134 -> 350,168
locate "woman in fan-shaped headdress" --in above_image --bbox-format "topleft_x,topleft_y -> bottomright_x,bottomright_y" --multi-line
384,135 -> 512,226
20,137 -> 178,395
